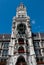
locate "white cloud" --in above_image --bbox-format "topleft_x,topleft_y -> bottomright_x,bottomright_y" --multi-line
31,20 -> 35,24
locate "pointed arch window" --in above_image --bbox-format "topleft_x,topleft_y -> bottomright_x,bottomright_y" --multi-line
16,56 -> 27,65
17,23 -> 26,34
18,38 -> 24,44
18,46 -> 25,53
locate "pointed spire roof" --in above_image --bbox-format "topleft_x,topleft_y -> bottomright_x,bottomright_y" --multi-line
19,2 -> 24,8
17,3 -> 26,12
16,3 -> 27,17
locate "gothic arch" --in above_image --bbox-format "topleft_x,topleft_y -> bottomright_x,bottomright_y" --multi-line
18,38 -> 24,44
15,56 -> 27,65
17,23 -> 26,34
18,46 -> 25,53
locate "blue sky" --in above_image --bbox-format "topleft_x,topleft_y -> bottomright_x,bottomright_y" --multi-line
0,0 -> 44,34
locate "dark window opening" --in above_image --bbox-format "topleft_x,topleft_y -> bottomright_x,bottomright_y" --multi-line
18,46 -> 25,53
26,40 -> 28,46
36,58 -> 39,62
16,56 -> 27,65
17,23 -> 26,34
18,38 -> 24,44
2,50 -> 8,56
34,49 -> 41,57
36,57 -> 44,64
34,42 -> 40,47
0,59 -> 6,65
3,43 -> 9,48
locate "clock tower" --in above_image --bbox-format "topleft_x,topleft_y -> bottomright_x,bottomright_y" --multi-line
7,3 -> 37,65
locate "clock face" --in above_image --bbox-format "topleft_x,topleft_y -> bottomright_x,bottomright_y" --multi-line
17,23 -> 26,34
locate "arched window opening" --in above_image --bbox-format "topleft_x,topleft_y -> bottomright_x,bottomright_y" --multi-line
18,46 -> 25,53
18,38 -> 24,44
17,23 -> 26,34
16,56 -> 27,65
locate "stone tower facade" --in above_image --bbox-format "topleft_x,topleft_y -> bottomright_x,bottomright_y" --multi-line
7,3 -> 37,65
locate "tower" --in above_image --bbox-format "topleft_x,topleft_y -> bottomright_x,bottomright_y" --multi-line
7,3 -> 37,65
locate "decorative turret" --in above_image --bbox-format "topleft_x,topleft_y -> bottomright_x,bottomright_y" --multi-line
16,3 -> 27,17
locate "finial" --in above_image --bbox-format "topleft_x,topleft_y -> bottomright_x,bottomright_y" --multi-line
20,2 -> 24,8
20,2 -> 23,6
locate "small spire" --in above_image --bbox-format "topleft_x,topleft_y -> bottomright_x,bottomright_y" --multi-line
20,2 -> 24,8
16,3 -> 27,17
17,2 -> 25,12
